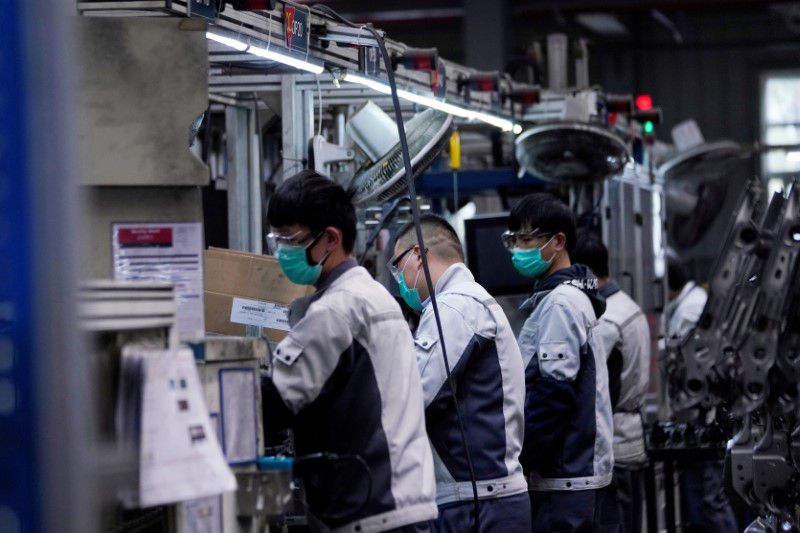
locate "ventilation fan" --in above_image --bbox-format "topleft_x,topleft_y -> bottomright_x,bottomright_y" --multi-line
515,122 -> 629,184
658,120 -> 743,250
344,102 -> 453,205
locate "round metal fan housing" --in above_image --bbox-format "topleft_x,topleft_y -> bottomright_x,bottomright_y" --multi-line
658,140 -> 743,250
515,122 -> 629,185
658,140 -> 742,185
351,108 -> 453,205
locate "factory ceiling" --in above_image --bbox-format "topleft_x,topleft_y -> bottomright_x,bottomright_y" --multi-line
293,0 -> 800,70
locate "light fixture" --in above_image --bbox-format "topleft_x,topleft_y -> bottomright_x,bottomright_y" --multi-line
247,45 -> 325,75
343,72 -> 518,132
786,151 -> 800,163
206,31 -> 248,51
205,31 -> 324,75
316,24 -> 385,48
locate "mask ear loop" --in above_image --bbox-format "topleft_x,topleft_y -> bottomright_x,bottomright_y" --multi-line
407,249 -> 426,290
541,235 -> 557,262
400,251 -> 415,276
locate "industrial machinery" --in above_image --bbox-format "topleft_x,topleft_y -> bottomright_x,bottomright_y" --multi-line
515,89 -> 631,186
665,180 -> 800,530
313,101 -> 453,206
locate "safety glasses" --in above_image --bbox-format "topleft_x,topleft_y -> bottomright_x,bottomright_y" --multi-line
387,245 -> 415,281
265,229 -> 323,254
500,228 -> 553,251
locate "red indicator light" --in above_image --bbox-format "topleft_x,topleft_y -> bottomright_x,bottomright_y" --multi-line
635,95 -> 653,111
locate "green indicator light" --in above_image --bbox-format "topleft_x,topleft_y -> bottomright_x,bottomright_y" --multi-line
643,120 -> 655,134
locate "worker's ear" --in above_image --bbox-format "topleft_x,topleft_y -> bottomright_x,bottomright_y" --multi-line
322,226 -> 342,251
413,245 -> 428,266
552,232 -> 567,251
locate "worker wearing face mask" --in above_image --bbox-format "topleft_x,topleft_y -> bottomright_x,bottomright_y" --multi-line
388,214 -> 530,533
506,193 -> 619,533
262,170 -> 437,533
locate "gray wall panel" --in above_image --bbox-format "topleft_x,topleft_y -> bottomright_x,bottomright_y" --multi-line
82,187 -> 203,279
75,17 -> 209,187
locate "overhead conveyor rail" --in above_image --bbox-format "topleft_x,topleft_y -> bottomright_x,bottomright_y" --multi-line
77,0 -> 527,130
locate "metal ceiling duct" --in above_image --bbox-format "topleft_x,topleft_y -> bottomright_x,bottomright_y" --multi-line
514,121 -> 629,184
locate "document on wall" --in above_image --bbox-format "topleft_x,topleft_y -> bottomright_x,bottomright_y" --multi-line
112,222 -> 204,340
122,346 -> 237,507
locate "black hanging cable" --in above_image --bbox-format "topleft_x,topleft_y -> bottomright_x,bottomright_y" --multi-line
306,4 -> 481,530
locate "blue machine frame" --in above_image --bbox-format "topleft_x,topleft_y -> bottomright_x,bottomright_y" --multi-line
0,2 -> 39,531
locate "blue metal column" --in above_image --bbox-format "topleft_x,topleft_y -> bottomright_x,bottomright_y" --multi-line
1,2 -> 87,533
0,2 -> 39,531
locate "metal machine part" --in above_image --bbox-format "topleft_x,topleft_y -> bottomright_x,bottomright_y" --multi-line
351,108 -> 453,205
515,121 -> 629,184
658,140 -> 743,250
666,180 -> 800,524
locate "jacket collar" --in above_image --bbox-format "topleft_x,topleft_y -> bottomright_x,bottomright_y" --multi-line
599,279 -> 622,299
314,257 -> 358,293
421,263 -> 474,310
520,263 -> 606,318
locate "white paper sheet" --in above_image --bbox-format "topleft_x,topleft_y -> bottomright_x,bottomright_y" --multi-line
133,346 -> 236,507
230,297 -> 290,331
112,222 -> 205,340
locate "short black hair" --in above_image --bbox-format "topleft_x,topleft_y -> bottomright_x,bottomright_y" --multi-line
509,193 -> 577,253
395,213 -> 464,262
571,230 -> 609,278
267,170 -> 357,253
667,257 -> 691,292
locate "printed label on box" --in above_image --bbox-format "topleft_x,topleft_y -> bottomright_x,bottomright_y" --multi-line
230,297 -> 290,331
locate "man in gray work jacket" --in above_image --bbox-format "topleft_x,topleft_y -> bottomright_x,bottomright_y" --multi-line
261,170 -> 437,533
572,232 -> 651,533
505,193 -> 619,532
390,214 -> 530,533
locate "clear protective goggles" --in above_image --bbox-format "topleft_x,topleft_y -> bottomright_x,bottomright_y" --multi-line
387,245 -> 415,281
265,229 -> 322,254
500,228 -> 553,251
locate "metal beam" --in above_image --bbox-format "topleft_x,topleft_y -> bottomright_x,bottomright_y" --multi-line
281,76 -> 314,181
226,105 -> 256,251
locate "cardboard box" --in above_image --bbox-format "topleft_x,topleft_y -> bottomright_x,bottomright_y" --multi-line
190,337 -> 268,363
204,248 -> 312,342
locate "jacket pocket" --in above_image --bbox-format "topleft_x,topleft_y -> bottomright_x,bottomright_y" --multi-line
414,334 -> 439,351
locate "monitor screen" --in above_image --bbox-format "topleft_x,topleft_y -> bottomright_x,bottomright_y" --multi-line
464,214 -> 533,296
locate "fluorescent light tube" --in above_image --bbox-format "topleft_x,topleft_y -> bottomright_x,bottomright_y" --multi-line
205,31 -> 324,75
247,45 -> 325,75
787,151 -> 800,162
343,72 -> 518,132
206,31 -> 248,51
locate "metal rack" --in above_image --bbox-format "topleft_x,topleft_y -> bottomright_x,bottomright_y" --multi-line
78,0 -> 529,259
78,0 -> 518,121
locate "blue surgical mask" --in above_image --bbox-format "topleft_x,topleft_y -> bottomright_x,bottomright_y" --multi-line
397,254 -> 424,311
511,236 -> 555,279
276,236 -> 330,286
